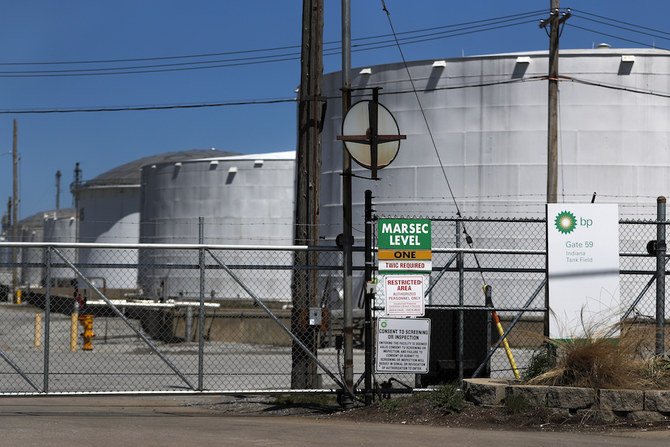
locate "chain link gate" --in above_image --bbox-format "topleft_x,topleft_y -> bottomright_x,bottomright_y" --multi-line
0,239 -> 350,395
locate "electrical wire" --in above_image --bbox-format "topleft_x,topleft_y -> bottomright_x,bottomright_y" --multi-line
3,71 -> 670,115
571,9 -> 670,38
566,23 -> 670,51
0,76 -> 542,114
566,75 -> 670,99
0,15 -> 544,77
571,14 -> 670,43
379,0 -> 489,287
0,10 -> 547,67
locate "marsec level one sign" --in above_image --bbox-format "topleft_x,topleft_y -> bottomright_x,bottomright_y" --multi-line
378,218 -> 432,274
376,318 -> 430,373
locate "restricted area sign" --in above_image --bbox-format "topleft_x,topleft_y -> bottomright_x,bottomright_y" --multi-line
376,318 -> 430,373
383,275 -> 426,317
378,218 -> 432,274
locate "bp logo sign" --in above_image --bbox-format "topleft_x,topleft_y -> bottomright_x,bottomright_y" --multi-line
554,211 -> 577,234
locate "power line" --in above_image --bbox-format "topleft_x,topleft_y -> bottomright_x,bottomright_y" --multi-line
572,14 -> 670,43
0,97 -> 297,114
571,9 -> 670,38
566,23 -> 669,51
0,10 -> 547,67
566,75 -> 670,99
0,17 -> 543,77
0,77 -> 538,114
4,73 -> 670,115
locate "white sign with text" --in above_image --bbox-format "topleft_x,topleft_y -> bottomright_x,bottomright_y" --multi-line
547,204 -> 620,339
383,275 -> 426,317
376,318 -> 430,373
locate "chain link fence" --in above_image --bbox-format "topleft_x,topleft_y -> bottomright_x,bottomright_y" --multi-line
371,214 -> 668,386
0,215 -> 666,395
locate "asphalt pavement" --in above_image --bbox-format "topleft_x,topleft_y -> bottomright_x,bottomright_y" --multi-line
1,395 -> 670,447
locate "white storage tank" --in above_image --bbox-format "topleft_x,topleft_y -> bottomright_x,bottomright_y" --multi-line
18,211 -> 46,288
319,48 -> 670,310
138,151 -> 295,302
42,208 -> 77,286
75,149 -> 237,293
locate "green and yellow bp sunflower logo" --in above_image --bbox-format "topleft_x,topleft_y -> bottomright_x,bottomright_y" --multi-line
555,211 -> 577,234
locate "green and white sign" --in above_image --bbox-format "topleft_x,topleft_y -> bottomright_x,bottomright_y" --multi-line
547,204 -> 620,339
377,218 -> 432,274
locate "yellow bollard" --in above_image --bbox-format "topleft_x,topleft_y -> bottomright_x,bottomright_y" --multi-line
70,312 -> 79,352
34,313 -> 42,348
15,289 -> 22,305
79,314 -> 95,351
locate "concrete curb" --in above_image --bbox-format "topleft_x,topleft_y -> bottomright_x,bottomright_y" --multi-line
463,378 -> 670,422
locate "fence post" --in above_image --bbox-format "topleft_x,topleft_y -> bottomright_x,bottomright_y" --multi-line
656,197 -> 666,356
364,190 -> 373,405
198,217 -> 206,390
44,246 -> 52,393
456,220 -> 464,383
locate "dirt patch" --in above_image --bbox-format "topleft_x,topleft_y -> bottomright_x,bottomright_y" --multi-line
192,393 -> 670,433
328,394 -> 670,433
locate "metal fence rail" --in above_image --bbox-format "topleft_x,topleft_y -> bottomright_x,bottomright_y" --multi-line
0,215 -> 666,396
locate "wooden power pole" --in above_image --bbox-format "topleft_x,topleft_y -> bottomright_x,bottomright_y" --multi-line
542,0 -> 570,203
291,0 -> 324,389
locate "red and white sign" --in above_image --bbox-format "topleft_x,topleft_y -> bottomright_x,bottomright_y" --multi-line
383,275 -> 426,317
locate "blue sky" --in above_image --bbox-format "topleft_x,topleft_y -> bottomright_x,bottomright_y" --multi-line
0,1 -> 668,219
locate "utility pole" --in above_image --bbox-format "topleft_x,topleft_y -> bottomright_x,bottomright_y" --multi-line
291,0 -> 323,389
340,0 -> 355,408
541,2 -> 570,340
541,0 -> 570,204
11,119 -> 19,304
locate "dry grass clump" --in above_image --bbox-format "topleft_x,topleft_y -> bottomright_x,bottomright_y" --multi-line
527,328 -> 670,390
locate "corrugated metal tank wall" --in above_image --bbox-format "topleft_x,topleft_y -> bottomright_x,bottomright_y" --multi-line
19,218 -> 44,288
320,48 -> 670,312
73,150 -> 239,293
42,209 -> 77,285
138,152 -> 295,302
0,233 -> 10,287
77,186 -> 140,290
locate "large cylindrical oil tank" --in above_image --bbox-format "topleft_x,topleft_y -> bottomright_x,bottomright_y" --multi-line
0,232 -> 11,290
18,211 -> 46,288
320,48 -> 670,312
75,149 -> 237,294
42,208 -> 77,286
138,151 -> 295,302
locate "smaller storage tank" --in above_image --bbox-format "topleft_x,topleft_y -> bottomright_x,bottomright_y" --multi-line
18,211 -> 47,288
139,151 -> 295,302
75,149 -> 237,294
42,209 -> 77,287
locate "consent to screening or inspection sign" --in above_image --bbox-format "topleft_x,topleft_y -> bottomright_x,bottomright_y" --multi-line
376,318 -> 430,373
547,204 -> 620,339
378,218 -> 432,274
383,275 -> 425,317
